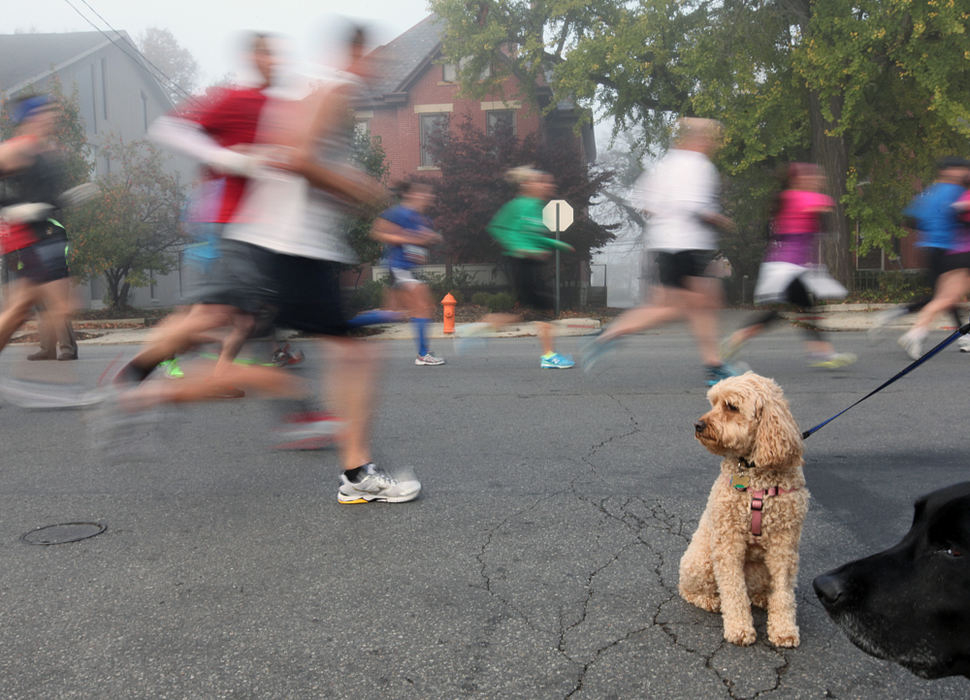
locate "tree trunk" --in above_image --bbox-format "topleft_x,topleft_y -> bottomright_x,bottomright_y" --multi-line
807,90 -> 852,287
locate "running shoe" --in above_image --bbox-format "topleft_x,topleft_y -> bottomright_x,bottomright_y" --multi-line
580,336 -> 618,373
897,331 -> 924,360
706,363 -> 740,386
454,322 -> 491,355
540,352 -> 575,369
337,463 -> 421,504
271,343 -> 305,367
159,358 -> 184,378
274,411 -> 343,450
415,352 -> 446,366
958,336 -> 970,353
867,307 -> 907,341
808,352 -> 857,369
719,334 -> 748,362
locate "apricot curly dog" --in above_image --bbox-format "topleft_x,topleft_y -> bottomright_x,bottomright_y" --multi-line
679,372 -> 808,647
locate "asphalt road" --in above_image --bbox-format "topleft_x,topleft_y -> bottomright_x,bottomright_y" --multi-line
0,324 -> 967,699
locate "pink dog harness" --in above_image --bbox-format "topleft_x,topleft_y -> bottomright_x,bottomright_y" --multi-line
731,460 -> 799,536
746,487 -> 796,537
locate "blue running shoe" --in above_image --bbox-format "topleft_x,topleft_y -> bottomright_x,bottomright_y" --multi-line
541,352 -> 575,369
580,336 -> 619,373
706,363 -> 740,386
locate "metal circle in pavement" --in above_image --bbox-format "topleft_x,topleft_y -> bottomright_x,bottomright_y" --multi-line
21,522 -> 107,545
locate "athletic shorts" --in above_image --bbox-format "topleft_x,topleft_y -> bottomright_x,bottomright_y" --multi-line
655,250 -> 717,289
202,239 -> 350,337
388,267 -> 421,286
943,251 -> 970,273
5,234 -> 70,285
509,257 -> 554,318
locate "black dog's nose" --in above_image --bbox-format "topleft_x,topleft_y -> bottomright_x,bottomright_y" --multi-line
812,573 -> 847,609
694,420 -> 706,433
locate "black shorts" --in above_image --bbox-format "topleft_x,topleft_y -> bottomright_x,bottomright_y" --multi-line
5,234 -> 70,285
509,257 -> 554,318
655,250 -> 717,289
943,251 -> 970,273
202,239 -> 350,337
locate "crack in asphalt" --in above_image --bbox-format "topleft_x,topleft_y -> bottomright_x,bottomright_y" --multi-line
472,391 -> 800,698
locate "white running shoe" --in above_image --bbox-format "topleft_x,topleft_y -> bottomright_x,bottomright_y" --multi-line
337,463 -> 421,504
415,352 -> 446,366
958,336 -> 970,353
897,331 -> 925,361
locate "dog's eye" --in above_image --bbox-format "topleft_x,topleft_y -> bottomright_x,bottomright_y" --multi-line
943,545 -> 963,558
725,403 -> 739,412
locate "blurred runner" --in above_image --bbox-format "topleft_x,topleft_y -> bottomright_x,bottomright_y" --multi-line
0,95 -> 77,360
871,156 -> 970,358
457,166 -> 575,368
370,179 -> 445,366
721,163 -> 856,369
581,118 -> 737,386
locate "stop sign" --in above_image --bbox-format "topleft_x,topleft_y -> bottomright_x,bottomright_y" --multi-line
542,199 -> 574,232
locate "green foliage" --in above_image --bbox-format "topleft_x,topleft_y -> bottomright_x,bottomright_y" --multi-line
67,137 -> 184,308
852,270 -> 930,303
432,0 -> 970,283
415,266 -> 482,304
346,278 -> 390,314
346,130 -> 390,266
485,291 -> 515,312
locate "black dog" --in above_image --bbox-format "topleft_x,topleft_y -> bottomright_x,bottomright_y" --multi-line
813,482 -> 970,679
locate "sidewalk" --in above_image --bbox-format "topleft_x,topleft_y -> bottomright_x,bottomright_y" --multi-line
16,304 -> 967,346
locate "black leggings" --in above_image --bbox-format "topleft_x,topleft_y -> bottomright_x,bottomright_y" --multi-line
742,277 -> 824,342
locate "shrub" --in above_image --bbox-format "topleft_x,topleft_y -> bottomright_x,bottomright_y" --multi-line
346,279 -> 389,314
486,292 -> 515,312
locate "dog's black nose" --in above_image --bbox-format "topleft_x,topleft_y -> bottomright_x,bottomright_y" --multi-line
812,573 -> 847,609
694,420 -> 706,433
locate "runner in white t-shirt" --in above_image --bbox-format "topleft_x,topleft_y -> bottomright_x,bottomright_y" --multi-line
582,118 -> 739,386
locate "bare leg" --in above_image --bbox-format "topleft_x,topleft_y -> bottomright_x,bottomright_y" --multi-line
325,337 -> 378,471
682,276 -> 724,366
536,321 -> 554,355
0,280 -> 40,352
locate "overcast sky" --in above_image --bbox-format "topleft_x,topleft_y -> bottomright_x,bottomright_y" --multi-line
4,0 -> 434,85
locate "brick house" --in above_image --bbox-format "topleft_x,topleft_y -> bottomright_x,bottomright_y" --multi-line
353,14 -> 596,293
357,15 -> 594,184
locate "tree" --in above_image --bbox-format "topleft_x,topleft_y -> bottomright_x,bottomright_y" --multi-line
67,137 -> 184,309
345,128 -> 390,276
138,27 -> 199,105
424,114 -> 616,279
431,0 -> 970,286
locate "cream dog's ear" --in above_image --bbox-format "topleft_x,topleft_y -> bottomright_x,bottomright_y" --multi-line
751,386 -> 802,468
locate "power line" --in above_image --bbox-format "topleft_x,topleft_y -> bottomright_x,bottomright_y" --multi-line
59,0 -> 193,102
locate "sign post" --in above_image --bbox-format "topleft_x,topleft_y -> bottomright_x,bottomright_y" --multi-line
542,199 -> 573,316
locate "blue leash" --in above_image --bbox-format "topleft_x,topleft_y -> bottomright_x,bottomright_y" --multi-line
801,322 -> 970,440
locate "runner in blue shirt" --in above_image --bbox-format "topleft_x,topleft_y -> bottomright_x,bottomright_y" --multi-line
371,180 -> 445,365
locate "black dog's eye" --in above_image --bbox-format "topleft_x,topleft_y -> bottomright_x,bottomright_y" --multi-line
943,545 -> 963,558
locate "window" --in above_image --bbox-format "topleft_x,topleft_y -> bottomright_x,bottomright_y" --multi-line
419,113 -> 449,167
442,57 -> 490,83
100,57 -> 108,120
486,109 -> 516,137
140,91 -> 149,132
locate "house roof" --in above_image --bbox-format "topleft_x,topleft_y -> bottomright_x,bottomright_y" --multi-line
365,14 -> 445,101
0,31 -> 118,95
